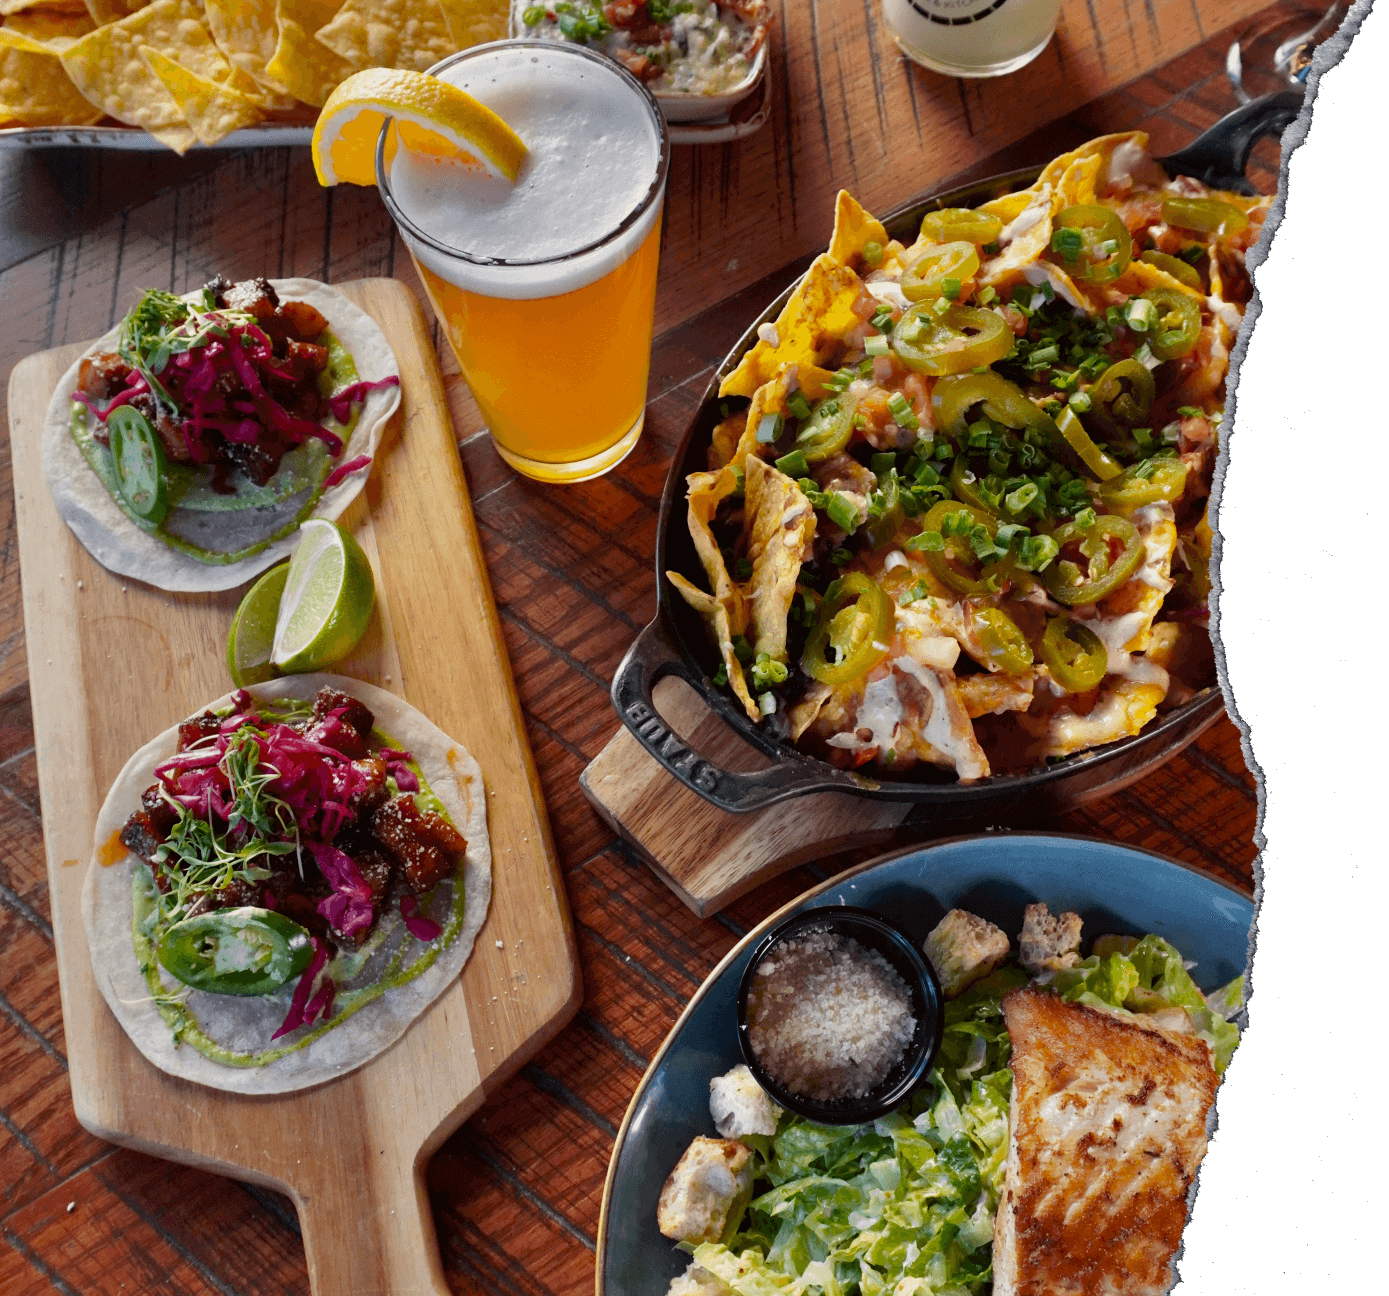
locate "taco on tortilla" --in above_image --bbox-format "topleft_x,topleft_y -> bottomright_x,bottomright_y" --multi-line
45,277 -> 401,593
82,675 -> 490,1095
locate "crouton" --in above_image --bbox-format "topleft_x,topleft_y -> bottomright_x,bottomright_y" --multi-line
657,1137 -> 754,1244
1018,902 -> 1083,973
709,1064 -> 781,1139
923,909 -> 1011,997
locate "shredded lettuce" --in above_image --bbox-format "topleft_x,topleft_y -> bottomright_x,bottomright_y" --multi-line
693,967 -> 1027,1295
1040,934 -> 1241,1072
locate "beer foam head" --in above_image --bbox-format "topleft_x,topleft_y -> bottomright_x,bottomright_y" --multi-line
384,43 -> 667,300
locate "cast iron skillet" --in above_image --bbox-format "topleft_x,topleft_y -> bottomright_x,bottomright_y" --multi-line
611,91 -> 1301,816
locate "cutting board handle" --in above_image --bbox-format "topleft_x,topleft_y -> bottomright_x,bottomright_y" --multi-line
294,1149 -> 450,1296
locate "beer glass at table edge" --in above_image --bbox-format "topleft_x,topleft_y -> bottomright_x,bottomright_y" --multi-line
376,41 -> 671,484
881,0 -> 1065,78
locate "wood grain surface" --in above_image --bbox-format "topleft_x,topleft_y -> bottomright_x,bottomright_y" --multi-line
0,0 -> 1313,1290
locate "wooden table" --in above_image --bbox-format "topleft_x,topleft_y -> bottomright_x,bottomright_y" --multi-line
0,0 -> 1300,1290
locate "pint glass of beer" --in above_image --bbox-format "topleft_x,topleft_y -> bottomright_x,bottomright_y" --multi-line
377,42 -> 671,484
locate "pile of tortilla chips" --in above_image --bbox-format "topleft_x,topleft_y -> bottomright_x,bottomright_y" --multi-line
0,0 -> 505,149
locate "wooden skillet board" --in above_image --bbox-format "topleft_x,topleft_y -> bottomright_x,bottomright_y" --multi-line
7,278 -> 581,1296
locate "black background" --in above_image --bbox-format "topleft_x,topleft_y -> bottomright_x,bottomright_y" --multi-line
1172,0 -> 1366,1283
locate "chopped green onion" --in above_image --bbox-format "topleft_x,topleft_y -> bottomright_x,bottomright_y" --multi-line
1161,422 -> 1182,444
1067,391 -> 1092,413
1125,298 -> 1158,333
904,530 -> 944,553
1180,244 -> 1205,264
786,390 -> 812,421
1176,405 -> 1202,418
1092,238 -> 1119,258
871,452 -> 897,477
1005,482 -> 1038,512
522,4 -> 544,22
711,664 -> 728,686
898,580 -> 930,606
995,522 -> 1029,549
858,357 -> 876,377
751,654 -> 789,690
1075,506 -> 1097,529
940,277 -> 961,301
977,285 -> 997,305
968,525 -> 1000,560
864,334 -> 890,357
1028,343 -> 1060,367
870,304 -> 895,332
826,493 -> 859,532
1132,426 -> 1154,449
1051,227 -> 1084,262
1132,342 -> 1159,368
1019,534 -> 1059,571
931,297 -> 952,317
759,692 -> 777,716
829,547 -> 852,566
914,459 -> 940,486
887,391 -> 918,430
775,449 -> 810,478
731,466 -> 745,494
1133,459 -> 1157,480
732,636 -> 754,663
756,412 -> 782,444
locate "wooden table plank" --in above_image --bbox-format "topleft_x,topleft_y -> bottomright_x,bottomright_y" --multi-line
0,0 -> 1310,1288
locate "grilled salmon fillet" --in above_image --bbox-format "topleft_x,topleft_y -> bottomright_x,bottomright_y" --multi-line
993,987 -> 1219,1296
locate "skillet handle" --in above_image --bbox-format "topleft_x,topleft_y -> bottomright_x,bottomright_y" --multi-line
1158,89 -> 1304,194
611,618 -> 871,814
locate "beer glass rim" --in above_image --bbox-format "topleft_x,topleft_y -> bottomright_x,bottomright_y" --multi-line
375,39 -> 672,270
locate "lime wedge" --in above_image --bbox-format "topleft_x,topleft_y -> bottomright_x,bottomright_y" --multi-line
270,519 -> 376,673
227,563 -> 290,688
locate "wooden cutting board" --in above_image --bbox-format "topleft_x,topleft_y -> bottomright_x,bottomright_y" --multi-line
8,278 -> 580,1296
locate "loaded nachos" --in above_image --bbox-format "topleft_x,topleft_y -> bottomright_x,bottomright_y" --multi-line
670,132 -> 1265,780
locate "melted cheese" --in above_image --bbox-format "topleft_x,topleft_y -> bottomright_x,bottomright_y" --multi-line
827,673 -> 902,756
1106,139 -> 1148,187
895,657 -> 988,779
1000,200 -> 1047,246
1021,262 -> 1087,312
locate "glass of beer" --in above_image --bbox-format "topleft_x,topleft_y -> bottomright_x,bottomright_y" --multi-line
377,41 -> 671,484
881,0 -> 1065,78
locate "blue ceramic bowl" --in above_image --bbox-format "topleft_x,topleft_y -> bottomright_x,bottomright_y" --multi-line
595,833 -> 1254,1296
735,906 -> 945,1125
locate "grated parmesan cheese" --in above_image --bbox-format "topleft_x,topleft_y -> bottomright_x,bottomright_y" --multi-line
746,929 -> 916,1102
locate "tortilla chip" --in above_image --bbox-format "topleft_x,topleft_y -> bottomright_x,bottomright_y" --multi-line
709,409 -> 743,470
976,190 -> 1031,224
140,43 -> 261,143
1055,152 -> 1102,207
202,0 -> 295,102
729,369 -> 793,469
435,0 -> 504,48
827,189 -> 888,269
1018,669 -> 1168,758
666,573 -> 758,722
742,457 -> 815,662
1118,257 -> 1205,302
0,25 -> 103,123
61,0 -> 231,148
3,6 -> 94,47
686,465 -> 746,631
1094,504 -> 1177,654
720,255 -> 866,398
81,0 -> 144,22
314,0 -> 458,72
1035,131 -> 1145,195
266,0 -> 352,105
979,188 -> 1053,286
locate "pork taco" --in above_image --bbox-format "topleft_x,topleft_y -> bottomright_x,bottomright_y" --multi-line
82,674 -> 490,1095
44,277 -> 401,593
